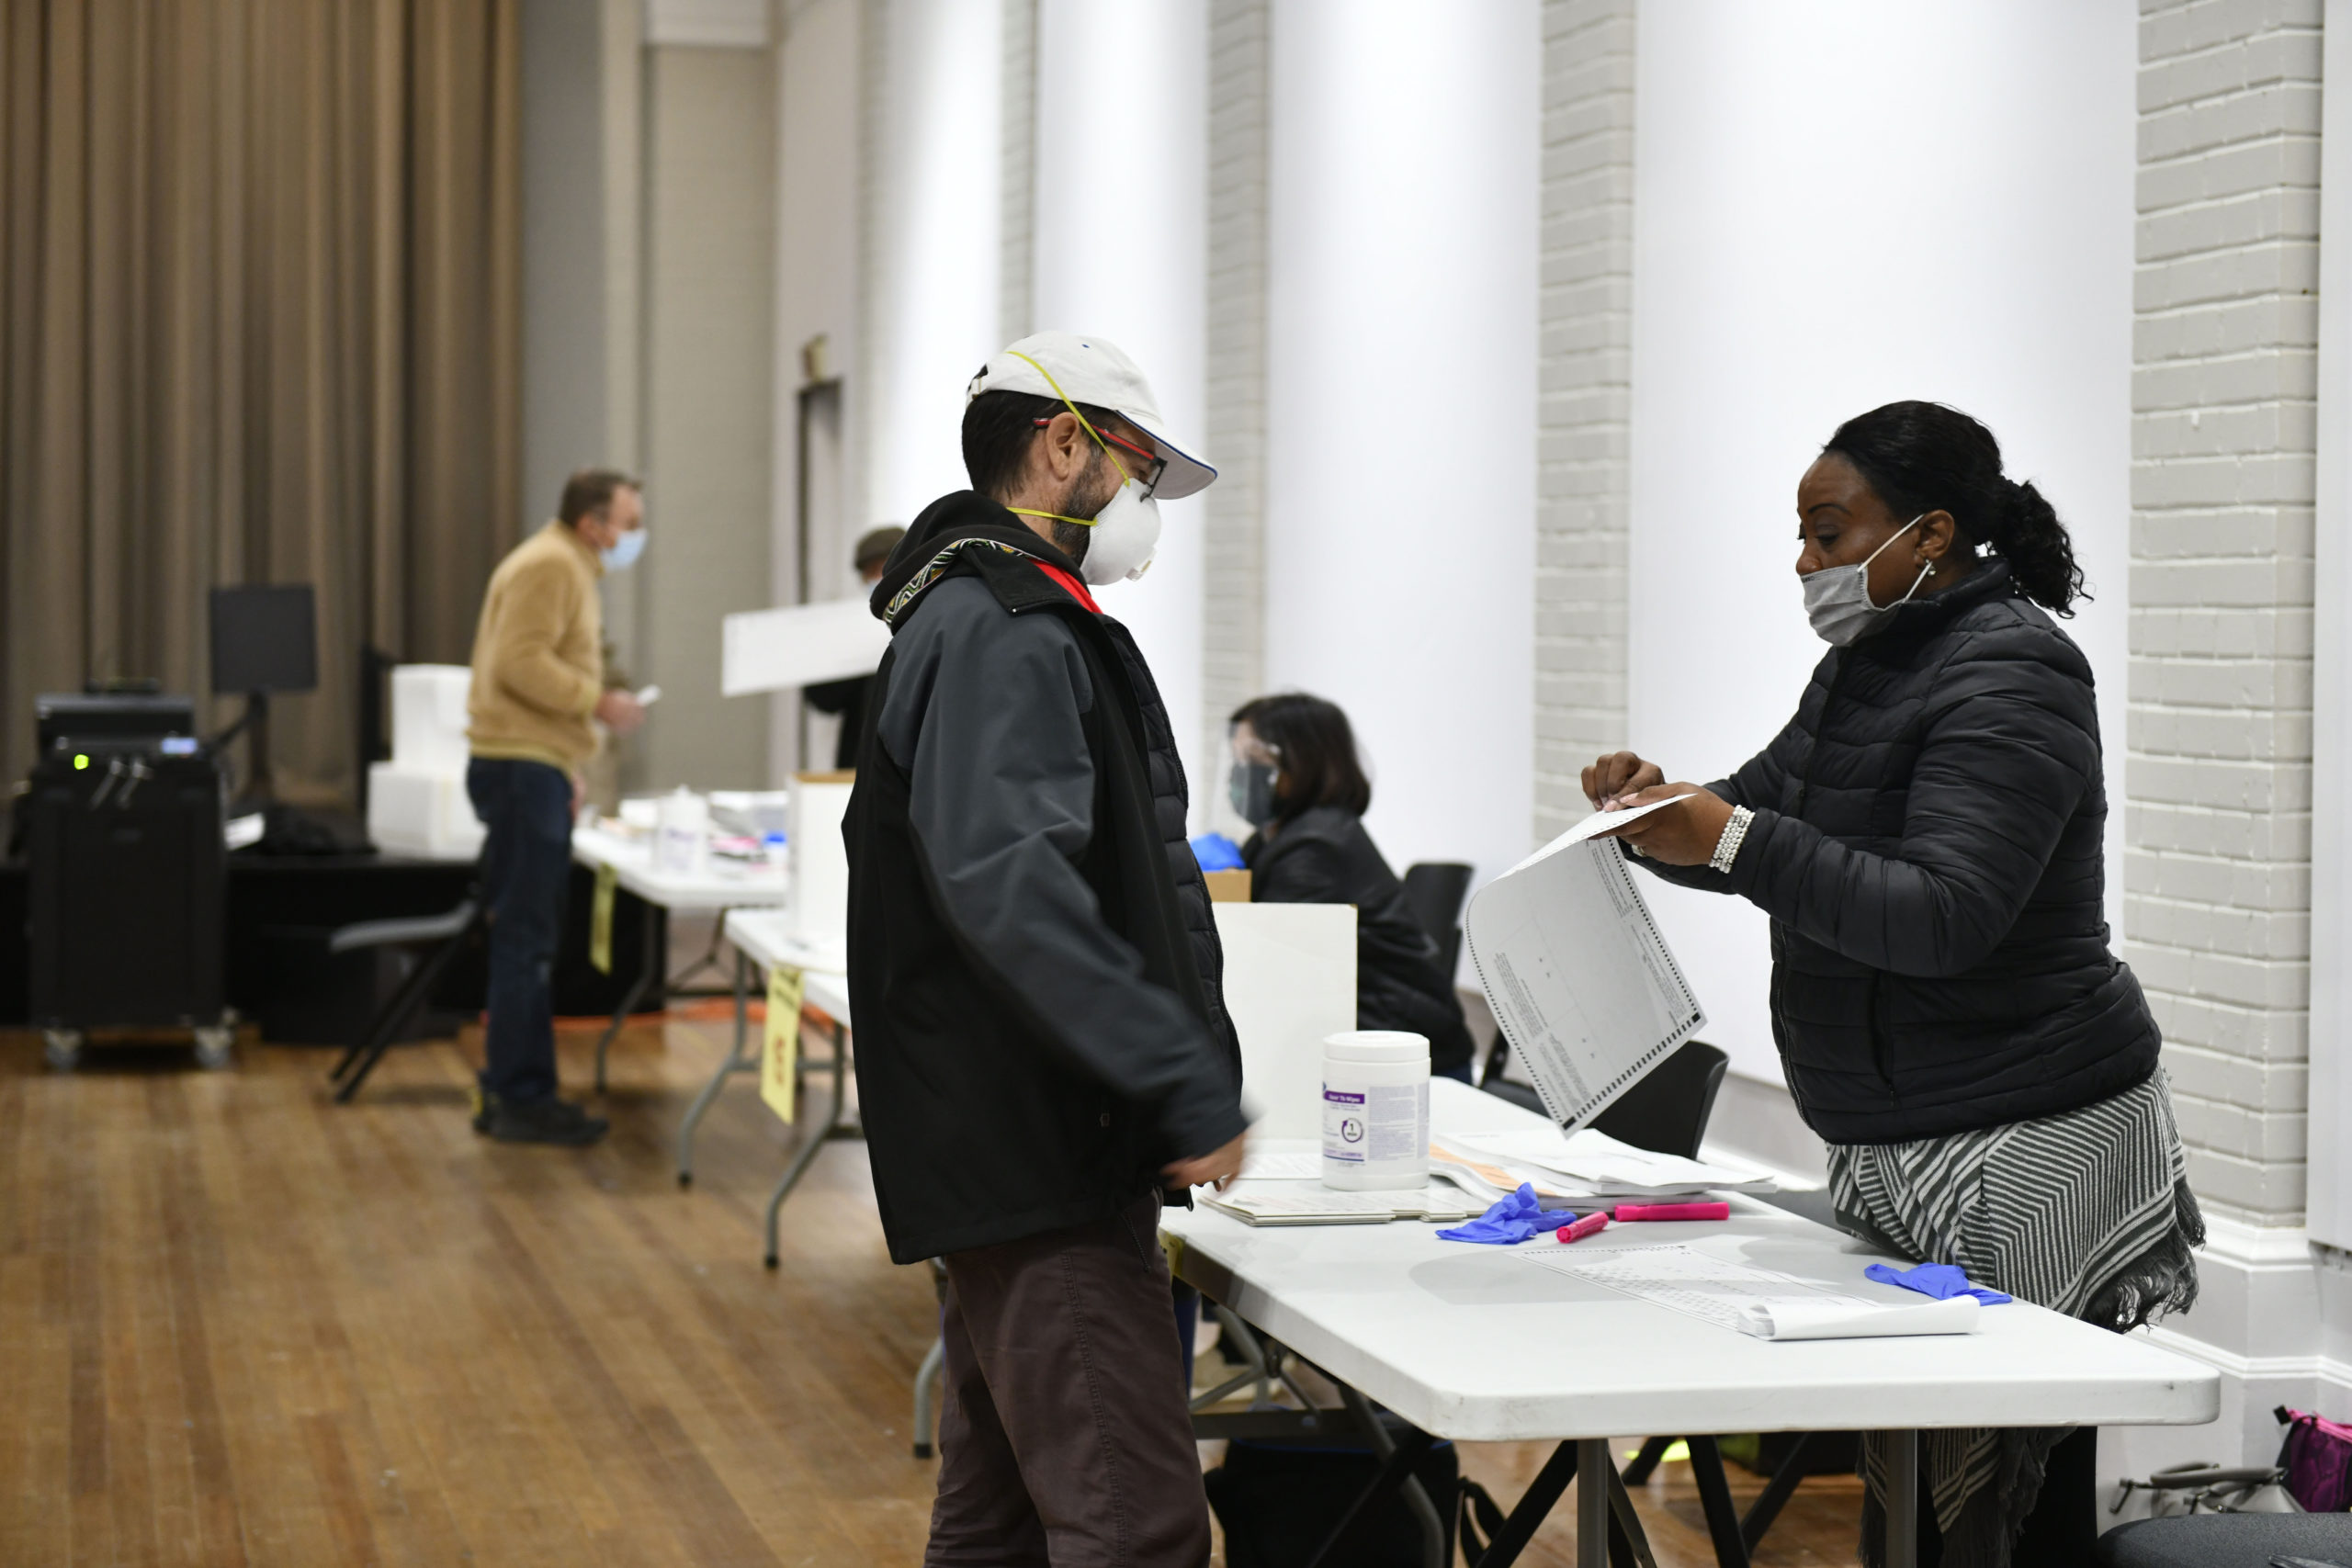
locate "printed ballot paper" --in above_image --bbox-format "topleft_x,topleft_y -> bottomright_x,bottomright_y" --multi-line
1528,1244 -> 1981,1341
1465,805 -> 1707,1131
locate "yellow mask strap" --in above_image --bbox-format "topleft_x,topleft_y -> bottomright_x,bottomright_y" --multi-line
1006,507 -> 1101,529
1000,349 -> 1136,534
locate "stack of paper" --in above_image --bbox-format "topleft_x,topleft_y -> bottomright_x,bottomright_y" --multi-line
1204,1181 -> 1483,1227
1427,1143 -> 1584,1208
1444,1126 -> 1777,1201
1528,1244 -> 1979,1341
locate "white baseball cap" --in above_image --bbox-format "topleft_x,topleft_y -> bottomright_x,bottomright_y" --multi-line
966,331 -> 1217,501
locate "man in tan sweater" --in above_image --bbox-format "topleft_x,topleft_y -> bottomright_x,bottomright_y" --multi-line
465,468 -> 647,1144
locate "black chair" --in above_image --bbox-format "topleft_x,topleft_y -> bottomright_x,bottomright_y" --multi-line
1480,1037 -> 1730,1162
327,896 -> 486,1102
1399,861 -> 1474,979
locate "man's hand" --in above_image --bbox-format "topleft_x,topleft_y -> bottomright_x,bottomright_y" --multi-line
1583,750 -> 1666,809
594,689 -> 647,737
1164,1131 -> 1249,1193
1600,783 -> 1736,867
570,772 -> 587,823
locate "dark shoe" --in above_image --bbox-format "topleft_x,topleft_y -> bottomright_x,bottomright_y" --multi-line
470,1087 -> 496,1134
488,1097 -> 609,1145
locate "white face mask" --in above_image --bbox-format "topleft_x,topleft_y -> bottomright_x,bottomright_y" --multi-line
1800,515 -> 1928,646
1073,479 -> 1161,585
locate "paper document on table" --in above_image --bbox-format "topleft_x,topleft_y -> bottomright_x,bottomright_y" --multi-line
1446,1126 -> 1776,1199
1205,1182 -> 1481,1226
1465,828 -> 1706,1133
1528,1244 -> 1981,1340
1238,1151 -> 1326,1181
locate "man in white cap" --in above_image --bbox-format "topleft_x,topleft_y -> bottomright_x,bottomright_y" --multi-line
843,332 -> 1245,1564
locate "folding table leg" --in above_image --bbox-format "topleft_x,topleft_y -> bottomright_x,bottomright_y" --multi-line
1298,1428 -> 1435,1568
1738,1432 -> 1815,1552
763,1021 -> 845,1268
1883,1429 -> 1920,1568
1467,1438 -> 1579,1568
1603,1464 -> 1660,1568
676,949 -> 755,1185
594,900 -> 662,1094
1620,1435 -> 1675,1486
1578,1438 -> 1612,1568
1336,1385 -> 1445,1568
1684,1437 -> 1749,1568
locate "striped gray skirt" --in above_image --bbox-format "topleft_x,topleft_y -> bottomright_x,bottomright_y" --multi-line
1827,1072 -> 2203,1568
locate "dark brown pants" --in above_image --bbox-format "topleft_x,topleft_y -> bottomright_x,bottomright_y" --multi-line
925,1191 -> 1211,1568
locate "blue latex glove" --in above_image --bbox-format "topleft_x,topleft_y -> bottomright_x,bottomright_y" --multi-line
1437,1183 -> 1576,1245
1191,832 -> 1246,872
1865,1260 -> 2013,1305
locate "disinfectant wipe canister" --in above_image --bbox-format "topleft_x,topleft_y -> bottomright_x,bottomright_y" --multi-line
1321,1031 -> 1430,1190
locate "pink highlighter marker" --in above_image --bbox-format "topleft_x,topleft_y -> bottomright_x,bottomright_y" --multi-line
1556,1212 -> 1610,1245
1613,1201 -> 1731,1223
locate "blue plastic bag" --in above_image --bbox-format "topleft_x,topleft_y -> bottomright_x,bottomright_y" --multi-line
1190,832 -> 1246,872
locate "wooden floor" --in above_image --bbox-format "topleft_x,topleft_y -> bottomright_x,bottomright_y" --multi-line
0,1017 -> 1863,1566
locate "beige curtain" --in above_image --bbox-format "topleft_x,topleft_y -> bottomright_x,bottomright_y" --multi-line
0,0 -> 519,801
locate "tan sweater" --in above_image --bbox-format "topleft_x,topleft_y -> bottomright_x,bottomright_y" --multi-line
467,521 -> 605,771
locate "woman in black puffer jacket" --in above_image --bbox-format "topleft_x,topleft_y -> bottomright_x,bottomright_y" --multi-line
1590,402 -> 2200,1568
1228,693 -> 1477,1079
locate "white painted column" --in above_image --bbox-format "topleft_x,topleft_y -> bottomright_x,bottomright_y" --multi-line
1031,0 -> 1211,813
1262,0 -> 1540,902
860,0 -> 1004,529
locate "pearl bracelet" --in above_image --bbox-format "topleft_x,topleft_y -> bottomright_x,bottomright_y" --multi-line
1709,805 -> 1755,875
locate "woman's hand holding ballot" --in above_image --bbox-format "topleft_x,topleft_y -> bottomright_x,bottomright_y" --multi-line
1580,750 -> 1735,867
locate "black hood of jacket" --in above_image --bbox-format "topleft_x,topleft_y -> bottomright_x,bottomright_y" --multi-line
870,491 -> 1083,627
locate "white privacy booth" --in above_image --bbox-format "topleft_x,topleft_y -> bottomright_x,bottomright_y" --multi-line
1214,901 -> 1357,1139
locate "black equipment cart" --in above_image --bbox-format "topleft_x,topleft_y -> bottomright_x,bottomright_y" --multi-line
28,694 -> 232,1069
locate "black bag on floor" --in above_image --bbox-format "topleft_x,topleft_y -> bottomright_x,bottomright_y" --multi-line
1205,1427 -> 1458,1568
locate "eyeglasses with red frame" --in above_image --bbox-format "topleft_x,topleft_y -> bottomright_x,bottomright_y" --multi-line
1032,416 -> 1168,499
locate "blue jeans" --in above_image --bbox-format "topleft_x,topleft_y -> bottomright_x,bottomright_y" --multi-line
467,758 -> 574,1105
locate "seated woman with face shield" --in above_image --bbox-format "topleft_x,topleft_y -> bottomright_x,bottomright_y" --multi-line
1227,694 -> 1476,1081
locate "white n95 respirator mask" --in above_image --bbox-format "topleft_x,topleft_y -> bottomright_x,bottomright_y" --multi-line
1074,481 -> 1160,585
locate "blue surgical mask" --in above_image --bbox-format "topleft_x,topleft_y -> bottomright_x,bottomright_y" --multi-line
602,528 -> 647,572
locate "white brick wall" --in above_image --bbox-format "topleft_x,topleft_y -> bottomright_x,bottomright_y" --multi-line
2132,0 -> 2322,1223
1532,0 -> 1637,843
1200,0 -> 1270,784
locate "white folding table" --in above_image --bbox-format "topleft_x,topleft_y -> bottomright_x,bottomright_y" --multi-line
719,908 -> 858,1267
568,825 -> 787,1096
1163,1078 -> 2219,1568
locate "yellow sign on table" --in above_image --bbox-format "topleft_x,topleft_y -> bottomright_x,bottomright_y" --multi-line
761,964 -> 805,1123
589,862 -> 618,974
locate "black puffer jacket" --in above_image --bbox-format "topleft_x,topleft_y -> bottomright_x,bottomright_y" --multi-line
844,494 -> 1244,1262
1243,807 -> 1476,1076
1637,560 -> 2159,1144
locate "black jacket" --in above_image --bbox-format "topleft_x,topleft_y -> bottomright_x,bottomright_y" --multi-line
803,675 -> 869,770
1242,807 -> 1476,1075
1638,560 -> 2159,1144
843,492 -> 1246,1263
